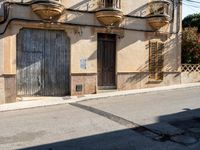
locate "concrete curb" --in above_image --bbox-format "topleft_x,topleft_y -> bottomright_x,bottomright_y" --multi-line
0,83 -> 200,112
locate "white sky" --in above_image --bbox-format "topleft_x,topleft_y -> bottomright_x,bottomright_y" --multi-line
182,1 -> 200,19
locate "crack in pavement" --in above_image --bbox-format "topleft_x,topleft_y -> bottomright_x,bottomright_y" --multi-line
69,103 -> 190,146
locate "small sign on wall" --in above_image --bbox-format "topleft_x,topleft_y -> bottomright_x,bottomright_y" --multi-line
80,58 -> 87,69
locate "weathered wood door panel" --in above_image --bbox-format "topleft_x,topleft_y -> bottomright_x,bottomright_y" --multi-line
17,29 -> 70,96
97,33 -> 116,86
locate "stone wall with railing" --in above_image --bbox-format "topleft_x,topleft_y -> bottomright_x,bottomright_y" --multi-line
181,64 -> 200,83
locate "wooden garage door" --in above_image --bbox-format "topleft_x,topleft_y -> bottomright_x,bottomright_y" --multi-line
17,29 -> 70,96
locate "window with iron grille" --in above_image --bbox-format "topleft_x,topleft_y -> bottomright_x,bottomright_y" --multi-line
100,0 -> 121,9
105,0 -> 113,7
149,41 -> 164,80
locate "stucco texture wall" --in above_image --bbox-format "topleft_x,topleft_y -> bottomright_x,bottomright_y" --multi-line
70,27 -> 97,74
0,0 -> 184,103
117,30 -> 148,72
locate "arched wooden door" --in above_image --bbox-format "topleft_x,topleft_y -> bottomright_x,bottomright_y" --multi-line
17,29 -> 70,96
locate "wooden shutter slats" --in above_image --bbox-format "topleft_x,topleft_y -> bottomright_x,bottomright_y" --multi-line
149,41 -> 164,80
157,42 -> 164,80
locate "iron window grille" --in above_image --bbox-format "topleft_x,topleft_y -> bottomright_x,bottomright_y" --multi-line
99,0 -> 121,9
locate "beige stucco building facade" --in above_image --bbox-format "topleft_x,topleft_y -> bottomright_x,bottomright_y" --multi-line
0,0 -> 182,104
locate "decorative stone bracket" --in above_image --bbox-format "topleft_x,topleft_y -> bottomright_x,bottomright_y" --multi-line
31,0 -> 65,20
95,8 -> 124,26
95,0 -> 124,26
147,14 -> 170,30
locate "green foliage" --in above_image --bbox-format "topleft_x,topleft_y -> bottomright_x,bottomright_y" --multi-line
182,28 -> 200,64
182,13 -> 200,28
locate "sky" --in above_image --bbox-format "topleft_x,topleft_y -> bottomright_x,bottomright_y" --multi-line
182,0 -> 200,19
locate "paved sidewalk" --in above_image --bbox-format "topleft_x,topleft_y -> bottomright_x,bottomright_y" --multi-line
0,83 -> 200,112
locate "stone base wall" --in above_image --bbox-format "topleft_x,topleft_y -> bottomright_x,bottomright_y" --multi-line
4,75 -> 17,103
181,72 -> 200,84
71,74 -> 97,96
117,73 -> 148,90
117,72 -> 181,91
0,75 -> 17,104
0,77 -> 5,104
0,71 -> 187,104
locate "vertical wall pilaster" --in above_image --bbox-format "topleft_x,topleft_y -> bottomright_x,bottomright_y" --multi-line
0,38 -> 5,104
0,34 -> 17,104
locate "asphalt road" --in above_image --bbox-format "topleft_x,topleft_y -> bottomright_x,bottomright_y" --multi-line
1,87 -> 200,150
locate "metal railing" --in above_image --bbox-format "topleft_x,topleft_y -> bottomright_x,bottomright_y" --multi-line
99,0 -> 121,9
148,1 -> 170,16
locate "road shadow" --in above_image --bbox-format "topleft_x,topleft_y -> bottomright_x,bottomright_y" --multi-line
19,107 -> 200,150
